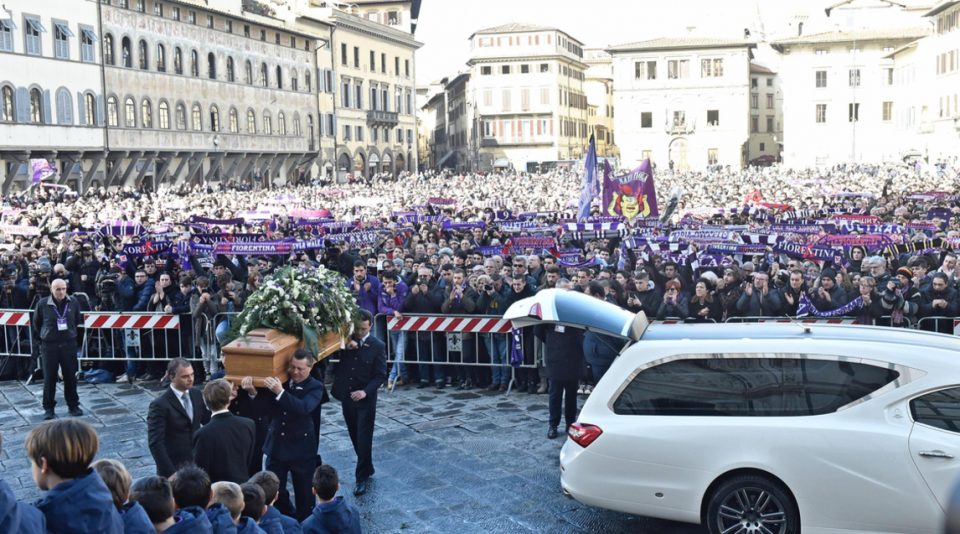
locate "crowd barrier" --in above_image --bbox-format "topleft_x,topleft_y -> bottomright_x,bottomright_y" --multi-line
3,305 -> 956,386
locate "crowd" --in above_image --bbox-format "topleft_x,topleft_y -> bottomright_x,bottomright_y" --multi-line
2,160 -> 960,531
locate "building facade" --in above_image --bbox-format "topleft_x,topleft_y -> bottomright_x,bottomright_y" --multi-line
0,0 -> 105,191
467,23 -> 589,172
608,37 -> 755,171
583,48 -> 618,163
773,27 -> 930,167
747,63 -> 783,164
99,0 -> 319,190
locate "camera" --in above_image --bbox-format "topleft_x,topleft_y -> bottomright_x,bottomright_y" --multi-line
484,284 -> 494,292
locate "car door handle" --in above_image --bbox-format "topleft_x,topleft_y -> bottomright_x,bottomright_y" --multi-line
919,450 -> 955,459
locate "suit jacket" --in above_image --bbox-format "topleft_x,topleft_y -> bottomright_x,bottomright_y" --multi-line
147,387 -> 211,477
262,376 -> 325,463
332,335 -> 387,403
193,411 -> 256,484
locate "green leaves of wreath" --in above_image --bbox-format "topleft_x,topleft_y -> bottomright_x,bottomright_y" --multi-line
223,265 -> 359,357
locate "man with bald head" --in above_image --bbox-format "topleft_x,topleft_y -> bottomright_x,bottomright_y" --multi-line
32,278 -> 84,420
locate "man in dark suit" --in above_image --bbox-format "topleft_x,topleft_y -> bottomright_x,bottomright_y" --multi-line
147,358 -> 211,477
332,310 -> 387,496
241,348 -> 324,521
193,378 -> 255,484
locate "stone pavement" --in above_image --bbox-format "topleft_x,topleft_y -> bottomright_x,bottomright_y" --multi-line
0,379 -> 704,533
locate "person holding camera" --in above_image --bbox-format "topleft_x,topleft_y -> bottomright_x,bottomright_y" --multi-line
441,268 -> 479,389
657,279 -> 689,320
405,266 -> 445,388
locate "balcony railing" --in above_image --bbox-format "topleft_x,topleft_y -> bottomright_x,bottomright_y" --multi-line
367,110 -> 399,127
665,118 -> 696,135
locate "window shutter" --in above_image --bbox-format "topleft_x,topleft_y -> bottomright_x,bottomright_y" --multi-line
77,92 -> 87,125
15,87 -> 29,122
42,89 -> 53,124
95,95 -> 104,126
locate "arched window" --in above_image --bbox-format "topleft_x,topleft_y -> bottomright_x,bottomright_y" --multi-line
141,99 -> 152,128
156,43 -> 166,72
56,88 -> 73,125
246,109 -> 256,134
174,47 -> 183,74
175,103 -> 186,130
291,72 -> 298,91
305,71 -> 311,92
226,57 -> 235,82
209,105 -> 220,132
121,36 -> 132,67
191,103 -> 202,131
158,100 -> 170,129
84,93 -> 96,126
124,97 -> 136,127
1,86 -> 13,122
276,66 -> 283,89
245,60 -> 253,85
307,115 -> 314,141
228,107 -> 238,133
29,88 -> 43,123
107,96 -> 119,126
294,116 -> 302,136
138,39 -> 148,70
191,49 -> 199,77
263,112 -> 272,135
104,34 -> 115,66
260,63 -> 268,87
277,112 -> 286,135
207,52 -> 216,80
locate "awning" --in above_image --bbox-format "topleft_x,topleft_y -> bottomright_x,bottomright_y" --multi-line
437,151 -> 455,166
54,22 -> 74,38
81,28 -> 98,42
493,158 -> 510,168
25,18 -> 46,33
0,19 -> 16,31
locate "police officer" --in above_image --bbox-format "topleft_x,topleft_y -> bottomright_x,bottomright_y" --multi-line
33,279 -> 83,420
332,309 -> 387,496
241,349 -> 324,521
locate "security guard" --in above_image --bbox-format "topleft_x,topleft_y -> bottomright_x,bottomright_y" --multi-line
241,348 -> 325,521
33,278 -> 84,420
332,309 -> 387,496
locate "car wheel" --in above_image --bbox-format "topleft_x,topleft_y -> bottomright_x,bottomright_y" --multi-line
705,474 -> 799,534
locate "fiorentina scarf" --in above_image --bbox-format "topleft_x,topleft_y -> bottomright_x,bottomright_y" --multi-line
796,292 -> 864,318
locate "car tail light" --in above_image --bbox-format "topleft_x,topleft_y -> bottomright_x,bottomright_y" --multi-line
568,422 -> 602,447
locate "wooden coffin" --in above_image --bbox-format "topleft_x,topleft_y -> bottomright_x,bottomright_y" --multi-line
222,328 -> 344,387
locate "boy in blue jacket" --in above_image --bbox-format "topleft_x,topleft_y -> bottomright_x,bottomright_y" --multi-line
248,471 -> 302,534
28,420 -> 123,534
210,480 -> 266,534
0,432 -> 45,534
301,465 -> 361,534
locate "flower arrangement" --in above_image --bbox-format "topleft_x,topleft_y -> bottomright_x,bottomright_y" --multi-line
223,265 -> 359,356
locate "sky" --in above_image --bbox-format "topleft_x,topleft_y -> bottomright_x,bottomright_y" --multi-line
414,0 -> 836,85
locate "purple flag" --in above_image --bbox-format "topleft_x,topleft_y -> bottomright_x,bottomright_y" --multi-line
30,159 -> 57,184
602,159 -> 658,219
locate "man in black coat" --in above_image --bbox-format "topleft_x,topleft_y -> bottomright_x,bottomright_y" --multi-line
332,310 -> 387,496
404,266 -> 446,388
193,378 -> 255,484
241,349 -> 325,521
146,358 -> 211,477
32,278 -> 84,420
535,304 -> 585,440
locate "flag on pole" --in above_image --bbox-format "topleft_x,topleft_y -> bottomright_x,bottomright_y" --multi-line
577,134 -> 598,220
30,159 -> 57,184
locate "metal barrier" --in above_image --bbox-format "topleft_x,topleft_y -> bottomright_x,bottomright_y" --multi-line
381,313 -> 539,394
726,316 -> 859,324
80,312 -> 190,366
917,316 -> 960,335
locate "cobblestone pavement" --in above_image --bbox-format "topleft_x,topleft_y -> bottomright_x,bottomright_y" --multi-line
0,379 -> 704,533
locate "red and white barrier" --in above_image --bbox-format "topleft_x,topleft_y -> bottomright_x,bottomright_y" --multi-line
83,313 -> 180,330
388,315 -> 512,334
756,318 -> 857,325
0,311 -> 30,326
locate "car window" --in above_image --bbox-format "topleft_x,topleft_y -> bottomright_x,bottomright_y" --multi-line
911,387 -> 960,433
613,356 -> 900,417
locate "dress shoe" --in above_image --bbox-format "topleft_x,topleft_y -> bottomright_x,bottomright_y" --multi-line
68,407 -> 83,417
499,384 -> 508,392
547,427 -> 558,439
353,480 -> 368,496
487,383 -> 500,391
537,379 -> 548,394
43,409 -> 56,420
